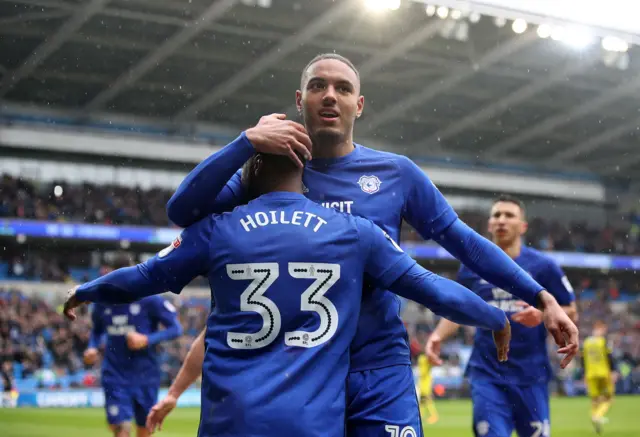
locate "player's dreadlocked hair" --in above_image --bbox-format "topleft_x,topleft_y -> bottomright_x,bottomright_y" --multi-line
241,152 -> 307,200
300,53 -> 360,89
493,194 -> 526,217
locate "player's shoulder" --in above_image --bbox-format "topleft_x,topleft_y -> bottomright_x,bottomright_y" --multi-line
356,143 -> 417,169
521,246 -> 559,270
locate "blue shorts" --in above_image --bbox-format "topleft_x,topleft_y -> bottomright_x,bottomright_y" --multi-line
104,384 -> 159,427
347,364 -> 422,437
471,380 -> 550,437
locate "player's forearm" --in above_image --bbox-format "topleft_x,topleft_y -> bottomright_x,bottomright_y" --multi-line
167,133 -> 254,227
167,330 -> 205,399
389,264 -> 507,331
75,265 -> 164,304
436,219 -> 543,306
147,323 -> 183,347
562,302 -> 578,323
433,318 -> 461,341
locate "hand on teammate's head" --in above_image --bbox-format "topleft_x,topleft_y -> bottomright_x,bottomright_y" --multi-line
245,113 -> 312,169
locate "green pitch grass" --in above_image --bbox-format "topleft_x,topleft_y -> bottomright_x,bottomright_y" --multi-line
2,396 -> 639,437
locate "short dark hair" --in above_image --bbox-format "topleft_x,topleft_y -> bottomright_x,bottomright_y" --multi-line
493,194 -> 526,217
300,53 -> 360,89
241,152 -> 306,200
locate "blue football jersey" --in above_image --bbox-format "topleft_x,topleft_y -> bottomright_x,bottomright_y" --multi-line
212,144 -> 458,371
89,296 -> 182,387
145,192 -> 417,437
457,246 -> 575,385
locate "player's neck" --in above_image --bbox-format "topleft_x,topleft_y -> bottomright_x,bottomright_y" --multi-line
495,239 -> 522,259
312,136 -> 354,159
264,176 -> 304,195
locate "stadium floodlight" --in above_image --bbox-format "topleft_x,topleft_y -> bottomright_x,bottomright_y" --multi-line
436,6 -> 449,19
563,27 -> 595,49
450,9 -> 462,20
468,11 -> 481,23
364,0 -> 401,11
494,16 -> 506,28
550,26 -> 565,41
425,4 -> 436,16
389,0 -> 401,10
602,36 -> 629,52
512,18 -> 528,34
537,24 -> 552,38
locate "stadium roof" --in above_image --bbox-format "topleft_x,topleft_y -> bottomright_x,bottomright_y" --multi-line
1,0 -> 640,181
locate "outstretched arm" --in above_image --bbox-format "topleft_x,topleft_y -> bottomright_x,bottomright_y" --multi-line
64,218 -> 214,319
398,156 -> 578,366
435,219 -> 544,306
388,264 -> 507,332
359,218 -> 507,332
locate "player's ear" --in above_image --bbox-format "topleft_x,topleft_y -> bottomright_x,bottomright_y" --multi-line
356,95 -> 364,119
254,155 -> 263,178
295,90 -> 303,115
520,220 -> 528,235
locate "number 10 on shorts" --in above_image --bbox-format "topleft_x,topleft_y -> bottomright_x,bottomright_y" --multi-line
385,425 -> 417,437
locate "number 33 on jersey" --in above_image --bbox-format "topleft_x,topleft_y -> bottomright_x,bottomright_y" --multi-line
226,262 -> 340,349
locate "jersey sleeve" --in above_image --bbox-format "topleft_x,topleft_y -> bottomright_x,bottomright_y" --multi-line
167,132 -> 253,227
144,216 -> 215,294
146,297 -> 183,346
396,156 -> 458,239
76,217 -> 214,304
456,265 -> 473,289
537,259 -> 575,306
358,217 -> 417,289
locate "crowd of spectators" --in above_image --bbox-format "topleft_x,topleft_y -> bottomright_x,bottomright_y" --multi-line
2,173 -> 640,255
0,287 -> 208,392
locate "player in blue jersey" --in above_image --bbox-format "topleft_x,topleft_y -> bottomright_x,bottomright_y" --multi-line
64,150 -> 512,437
82,257 -> 183,437
155,53 -> 578,437
426,195 -> 578,437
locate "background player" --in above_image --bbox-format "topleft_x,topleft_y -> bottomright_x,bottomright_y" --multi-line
426,195 -> 577,437
417,351 -> 438,425
83,257 -> 183,437
64,150 -> 512,437
163,53 -> 578,437
583,320 -> 617,433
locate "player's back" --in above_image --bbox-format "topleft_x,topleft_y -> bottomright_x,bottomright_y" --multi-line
583,336 -> 611,379
200,192 -> 370,437
93,296 -> 166,386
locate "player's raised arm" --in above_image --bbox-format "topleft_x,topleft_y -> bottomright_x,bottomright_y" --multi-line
147,328 -> 205,433
63,218 -> 214,320
357,218 -> 508,335
167,113 -> 311,227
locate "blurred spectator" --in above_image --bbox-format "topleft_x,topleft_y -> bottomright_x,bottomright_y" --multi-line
0,288 -> 208,391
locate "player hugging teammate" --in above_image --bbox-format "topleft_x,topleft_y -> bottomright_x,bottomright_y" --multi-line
64,53 -> 579,437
